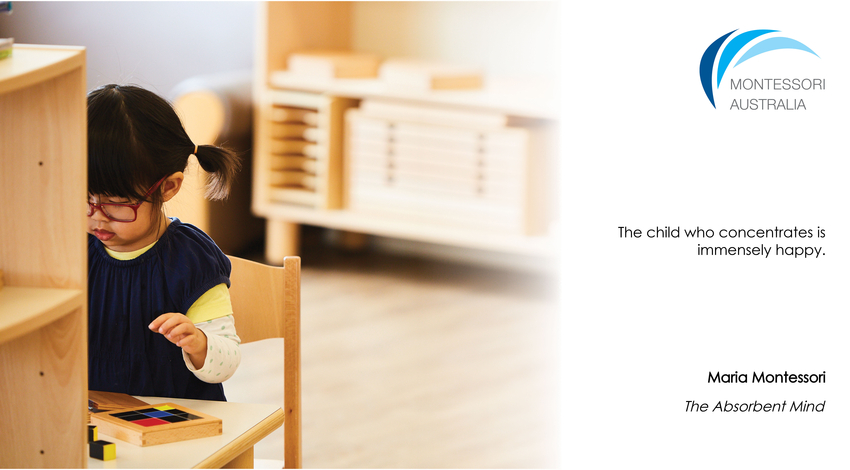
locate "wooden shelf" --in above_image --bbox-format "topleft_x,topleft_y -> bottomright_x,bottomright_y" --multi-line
0,287 -> 85,344
268,71 -> 558,120
0,44 -> 85,95
258,204 -> 557,257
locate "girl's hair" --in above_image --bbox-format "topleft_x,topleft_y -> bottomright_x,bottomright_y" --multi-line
87,84 -> 241,204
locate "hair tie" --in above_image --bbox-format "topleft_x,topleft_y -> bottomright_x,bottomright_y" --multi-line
194,144 -> 198,155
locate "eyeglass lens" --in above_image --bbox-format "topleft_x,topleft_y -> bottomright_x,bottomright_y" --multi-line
87,202 -> 137,222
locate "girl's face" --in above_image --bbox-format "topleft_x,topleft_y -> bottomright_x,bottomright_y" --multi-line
86,174 -> 182,252
87,194 -> 166,252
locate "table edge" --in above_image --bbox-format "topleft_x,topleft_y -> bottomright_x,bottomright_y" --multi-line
193,407 -> 286,469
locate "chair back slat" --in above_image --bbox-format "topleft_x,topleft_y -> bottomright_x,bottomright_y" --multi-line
227,255 -> 302,468
228,256 -> 287,343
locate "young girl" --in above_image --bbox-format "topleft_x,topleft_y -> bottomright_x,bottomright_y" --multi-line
87,84 -> 242,401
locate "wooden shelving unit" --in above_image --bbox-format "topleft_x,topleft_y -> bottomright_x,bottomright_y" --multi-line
0,44 -> 88,468
264,89 -> 358,210
267,71 -> 558,121
253,2 -> 559,263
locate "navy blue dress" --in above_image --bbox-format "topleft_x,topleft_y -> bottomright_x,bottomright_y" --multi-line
88,218 -> 231,401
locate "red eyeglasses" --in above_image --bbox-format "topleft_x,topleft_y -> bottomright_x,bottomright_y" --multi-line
87,176 -> 168,222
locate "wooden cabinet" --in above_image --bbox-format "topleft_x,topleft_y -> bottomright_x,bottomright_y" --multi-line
0,45 -> 88,468
264,89 -> 358,210
346,106 -> 531,234
253,2 -> 558,264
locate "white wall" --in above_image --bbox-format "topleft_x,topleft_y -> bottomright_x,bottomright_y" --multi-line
0,1 -> 256,95
352,1 -> 560,80
0,1 -> 559,96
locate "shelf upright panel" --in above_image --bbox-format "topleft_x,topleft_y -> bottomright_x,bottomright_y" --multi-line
0,44 -> 88,468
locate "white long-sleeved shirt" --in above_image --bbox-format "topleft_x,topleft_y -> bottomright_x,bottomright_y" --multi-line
184,315 -> 241,383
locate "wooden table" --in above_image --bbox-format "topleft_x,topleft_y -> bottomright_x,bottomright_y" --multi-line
87,396 -> 284,469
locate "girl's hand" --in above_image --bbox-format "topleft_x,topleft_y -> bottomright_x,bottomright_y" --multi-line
149,313 -> 208,369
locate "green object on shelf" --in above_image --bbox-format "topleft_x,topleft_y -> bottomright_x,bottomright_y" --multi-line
0,37 -> 12,60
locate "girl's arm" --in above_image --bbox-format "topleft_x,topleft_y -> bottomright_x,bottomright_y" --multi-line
149,283 -> 241,382
149,312 -> 210,368
149,313 -> 242,383
186,315 -> 242,383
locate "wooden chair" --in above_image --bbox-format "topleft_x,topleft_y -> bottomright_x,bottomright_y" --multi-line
226,255 -> 302,468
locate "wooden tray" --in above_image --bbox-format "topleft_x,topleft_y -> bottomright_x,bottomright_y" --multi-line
90,402 -> 222,447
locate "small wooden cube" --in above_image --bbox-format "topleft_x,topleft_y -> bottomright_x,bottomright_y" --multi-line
88,425 -> 98,443
90,440 -> 116,461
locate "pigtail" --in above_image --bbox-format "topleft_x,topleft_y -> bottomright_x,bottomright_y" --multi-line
87,84 -> 245,203
194,144 -> 242,200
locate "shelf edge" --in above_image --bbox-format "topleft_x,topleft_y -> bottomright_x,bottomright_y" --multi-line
0,45 -> 85,96
256,203 -> 558,257
0,287 -> 86,345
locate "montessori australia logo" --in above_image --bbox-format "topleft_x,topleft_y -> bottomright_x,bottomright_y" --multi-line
699,29 -> 823,110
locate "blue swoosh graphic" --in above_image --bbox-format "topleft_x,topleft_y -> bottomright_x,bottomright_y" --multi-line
734,37 -> 819,66
701,29 -> 819,109
716,29 -> 777,87
700,30 -> 736,108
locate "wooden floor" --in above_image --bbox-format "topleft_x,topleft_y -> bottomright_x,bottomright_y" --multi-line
227,243 -> 561,468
